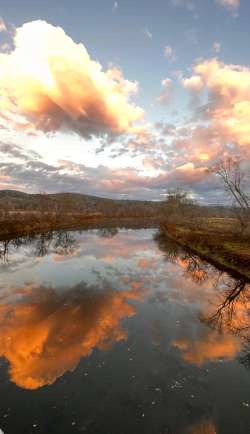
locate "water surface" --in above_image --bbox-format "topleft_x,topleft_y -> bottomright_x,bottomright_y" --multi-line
0,227 -> 250,434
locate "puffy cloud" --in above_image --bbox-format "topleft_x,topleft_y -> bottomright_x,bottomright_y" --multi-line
143,57 -> 250,200
0,20 -> 144,138
1,24 -> 250,203
182,58 -> 250,156
182,75 -> 203,92
0,283 -> 142,389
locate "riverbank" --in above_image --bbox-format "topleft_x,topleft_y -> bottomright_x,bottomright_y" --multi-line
160,220 -> 250,280
2,213 -> 250,280
0,213 -> 163,241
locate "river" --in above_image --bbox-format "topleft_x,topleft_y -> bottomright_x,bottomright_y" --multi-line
0,226 -> 249,434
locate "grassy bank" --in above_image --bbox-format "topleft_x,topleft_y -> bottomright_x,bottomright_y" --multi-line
160,218 -> 250,279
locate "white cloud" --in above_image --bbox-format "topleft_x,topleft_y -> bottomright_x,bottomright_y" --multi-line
0,20 -> 144,139
182,58 -> 250,155
213,41 -> 221,53
164,45 -> 176,62
143,28 -> 153,40
182,74 -> 203,92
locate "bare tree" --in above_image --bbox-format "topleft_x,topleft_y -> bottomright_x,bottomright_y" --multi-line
164,188 -> 198,225
209,157 -> 250,231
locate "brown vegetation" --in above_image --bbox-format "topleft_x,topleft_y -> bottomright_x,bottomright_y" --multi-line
160,218 -> 250,279
0,190 -> 166,238
209,157 -> 250,233
158,159 -> 250,278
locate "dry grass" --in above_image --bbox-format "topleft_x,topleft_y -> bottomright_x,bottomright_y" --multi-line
161,218 -> 250,279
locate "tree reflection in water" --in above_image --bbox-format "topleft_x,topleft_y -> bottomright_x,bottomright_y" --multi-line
0,230 -> 79,262
0,239 -> 10,263
0,226 -> 121,262
97,227 -> 118,238
156,230 -> 250,366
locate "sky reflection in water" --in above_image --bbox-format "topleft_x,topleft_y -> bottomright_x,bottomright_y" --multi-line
0,227 -> 249,434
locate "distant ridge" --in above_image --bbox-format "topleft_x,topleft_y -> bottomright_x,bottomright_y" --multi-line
0,189 -> 156,202
0,190 -> 230,219
0,189 -> 164,218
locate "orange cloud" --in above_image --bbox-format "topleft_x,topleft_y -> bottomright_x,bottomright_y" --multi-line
182,58 -> 250,156
173,329 -> 241,366
0,284 -> 143,389
0,21 -> 144,138
187,419 -> 217,434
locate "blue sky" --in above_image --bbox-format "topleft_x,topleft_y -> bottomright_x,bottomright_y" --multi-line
0,0 -> 249,202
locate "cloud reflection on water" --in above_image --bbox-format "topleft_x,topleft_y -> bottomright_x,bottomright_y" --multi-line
0,283 -> 144,389
0,227 -> 249,391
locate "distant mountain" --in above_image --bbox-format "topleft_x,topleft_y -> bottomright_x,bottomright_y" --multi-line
0,189 -> 165,218
0,190 -> 231,220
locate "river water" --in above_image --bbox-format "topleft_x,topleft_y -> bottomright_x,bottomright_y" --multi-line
0,227 -> 249,434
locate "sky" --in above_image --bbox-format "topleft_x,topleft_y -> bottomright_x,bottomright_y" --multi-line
0,0 -> 249,202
